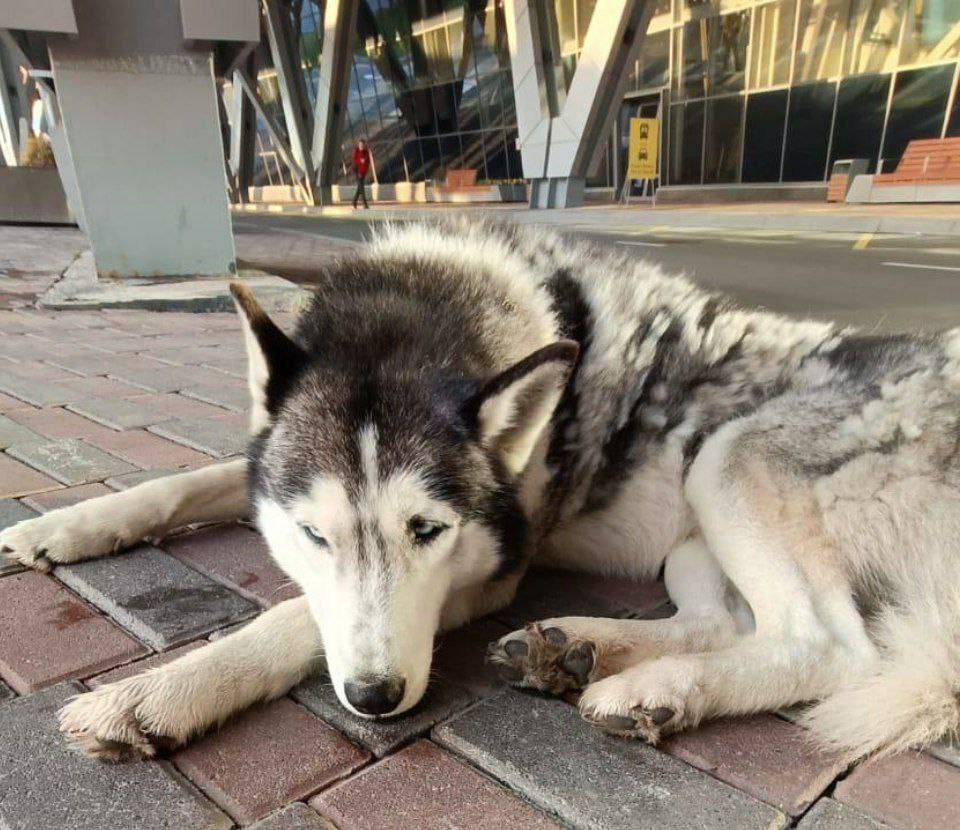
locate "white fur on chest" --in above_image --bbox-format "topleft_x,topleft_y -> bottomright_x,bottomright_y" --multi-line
537,443 -> 691,578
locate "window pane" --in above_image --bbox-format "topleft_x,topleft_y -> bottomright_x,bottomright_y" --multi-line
674,20 -> 710,100
782,80 -> 836,180
882,65 -> 953,169
711,11 -> 750,95
948,75 -> 960,136
669,100 -> 705,184
633,29 -> 670,90
844,0 -> 901,75
900,1 -> 960,65
794,0 -> 850,83
830,73 -> 890,173
704,95 -> 745,183
749,0 -> 796,90
742,89 -> 788,182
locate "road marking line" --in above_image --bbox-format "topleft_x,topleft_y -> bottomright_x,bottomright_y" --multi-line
882,261 -> 960,273
853,233 -> 873,250
616,240 -> 666,247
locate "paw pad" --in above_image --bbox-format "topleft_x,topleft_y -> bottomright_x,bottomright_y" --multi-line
487,623 -> 596,695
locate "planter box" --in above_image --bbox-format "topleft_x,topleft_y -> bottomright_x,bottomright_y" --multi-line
0,167 -> 73,225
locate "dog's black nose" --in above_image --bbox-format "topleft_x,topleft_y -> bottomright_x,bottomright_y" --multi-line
344,676 -> 405,716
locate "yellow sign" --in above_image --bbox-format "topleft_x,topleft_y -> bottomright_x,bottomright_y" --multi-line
626,117 -> 659,181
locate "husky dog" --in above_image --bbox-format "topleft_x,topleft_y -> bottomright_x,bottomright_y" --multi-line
3,220 -> 959,764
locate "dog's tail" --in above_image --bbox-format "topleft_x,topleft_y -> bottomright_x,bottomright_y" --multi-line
800,588 -> 960,762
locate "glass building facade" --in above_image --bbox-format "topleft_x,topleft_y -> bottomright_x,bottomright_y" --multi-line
254,1 -> 960,192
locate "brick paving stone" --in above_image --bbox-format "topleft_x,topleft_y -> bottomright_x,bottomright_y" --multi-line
22,482 -> 112,512
432,617 -> 512,697
55,544 -> 258,650
150,417 -> 248,458
1,360 -> 76,381
164,524 -> 300,607
0,413 -> 45,449
0,571 -> 147,693
150,345 -> 243,366
47,351 -> 152,376
0,375 -> 75,406
0,453 -> 60,498
249,803 -> 338,830
86,641 -> 205,688
182,381 -> 250,412
496,567 -> 668,629
834,752 -> 960,830
87,428 -> 210,469
6,406 -> 115,441
661,715 -> 845,816
173,697 -> 370,825
57,374 -> 146,399
0,682 -> 232,830
313,739 -> 562,830
434,690 -> 788,830
105,466 -> 194,490
68,396 -> 173,429
294,671 -> 478,759
798,799 -> 891,830
109,364 -> 232,393
7,438 -> 137,485
0,390 -> 33,411
137,391 -> 236,420
0,498 -> 38,575
292,618 -> 507,758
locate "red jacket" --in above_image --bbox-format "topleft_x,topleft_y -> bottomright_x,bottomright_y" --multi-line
353,145 -> 370,177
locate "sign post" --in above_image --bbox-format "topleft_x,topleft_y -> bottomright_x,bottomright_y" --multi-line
620,116 -> 659,205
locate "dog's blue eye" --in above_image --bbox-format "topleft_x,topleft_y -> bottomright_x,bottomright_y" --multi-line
301,525 -> 328,547
409,517 -> 445,544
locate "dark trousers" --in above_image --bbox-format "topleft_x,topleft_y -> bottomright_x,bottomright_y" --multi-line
352,173 -> 369,208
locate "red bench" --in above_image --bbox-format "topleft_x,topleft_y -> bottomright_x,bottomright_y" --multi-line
874,137 -> 960,186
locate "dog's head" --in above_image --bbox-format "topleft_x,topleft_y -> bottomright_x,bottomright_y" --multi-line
231,282 -> 576,718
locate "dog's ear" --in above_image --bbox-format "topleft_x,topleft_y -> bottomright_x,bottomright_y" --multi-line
463,340 -> 579,476
230,282 -> 307,430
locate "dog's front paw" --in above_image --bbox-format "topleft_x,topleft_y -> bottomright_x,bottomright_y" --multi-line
577,658 -> 697,744
0,505 -> 135,572
58,678 -> 180,763
487,622 -> 597,695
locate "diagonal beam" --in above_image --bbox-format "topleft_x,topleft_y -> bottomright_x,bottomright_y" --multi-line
235,67 -> 306,184
263,0 -> 316,202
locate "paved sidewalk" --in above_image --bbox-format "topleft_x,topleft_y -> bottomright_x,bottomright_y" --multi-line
0,229 -> 958,829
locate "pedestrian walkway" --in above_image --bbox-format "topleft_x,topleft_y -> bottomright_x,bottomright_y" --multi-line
0,226 -> 957,829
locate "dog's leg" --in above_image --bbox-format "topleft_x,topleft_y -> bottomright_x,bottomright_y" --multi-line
59,596 -> 320,761
487,537 -> 743,694
0,459 -> 247,571
576,422 -> 875,743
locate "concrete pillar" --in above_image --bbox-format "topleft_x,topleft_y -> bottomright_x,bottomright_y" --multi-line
504,0 -> 652,208
1,0 -> 258,278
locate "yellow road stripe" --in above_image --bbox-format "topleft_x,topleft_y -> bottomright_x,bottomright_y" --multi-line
853,232 -> 873,250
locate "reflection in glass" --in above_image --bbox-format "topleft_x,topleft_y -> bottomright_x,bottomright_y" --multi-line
794,0 -> 850,83
749,0 -> 796,89
711,11 -> 750,95
669,100 -> 705,184
830,74 -> 890,172
900,1 -> 960,66
844,0 -> 901,75
742,89 -> 788,181
783,80 -> 836,180
882,64 -> 953,167
704,95 -> 744,182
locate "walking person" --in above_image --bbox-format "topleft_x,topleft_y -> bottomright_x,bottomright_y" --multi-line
352,139 -> 371,209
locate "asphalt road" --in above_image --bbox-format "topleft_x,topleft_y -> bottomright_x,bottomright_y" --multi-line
232,213 -> 960,334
